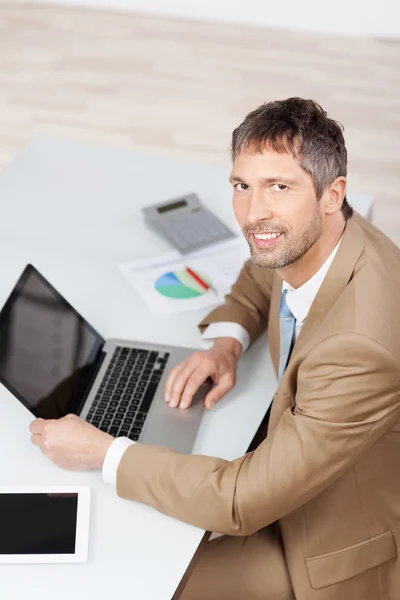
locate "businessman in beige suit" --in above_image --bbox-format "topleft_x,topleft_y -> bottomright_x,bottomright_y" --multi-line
30,98 -> 400,600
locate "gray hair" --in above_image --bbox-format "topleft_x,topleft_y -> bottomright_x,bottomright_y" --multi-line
231,98 -> 352,220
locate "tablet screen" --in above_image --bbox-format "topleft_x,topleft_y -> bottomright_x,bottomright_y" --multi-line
0,493 -> 78,555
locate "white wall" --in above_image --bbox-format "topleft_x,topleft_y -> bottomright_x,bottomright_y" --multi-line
22,0 -> 400,38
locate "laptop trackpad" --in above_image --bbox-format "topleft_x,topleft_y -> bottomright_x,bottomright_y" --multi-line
140,384 -> 208,454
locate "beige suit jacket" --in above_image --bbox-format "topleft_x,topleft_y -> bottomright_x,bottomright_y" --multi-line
117,213 -> 400,600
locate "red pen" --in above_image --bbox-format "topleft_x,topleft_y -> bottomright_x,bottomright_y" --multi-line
185,266 -> 218,295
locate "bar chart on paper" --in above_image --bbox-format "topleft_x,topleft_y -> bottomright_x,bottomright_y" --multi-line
155,270 -> 212,299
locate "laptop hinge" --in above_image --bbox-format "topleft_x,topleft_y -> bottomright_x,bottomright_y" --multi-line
73,350 -> 107,415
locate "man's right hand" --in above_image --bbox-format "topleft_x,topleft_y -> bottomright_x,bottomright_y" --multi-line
164,337 -> 242,411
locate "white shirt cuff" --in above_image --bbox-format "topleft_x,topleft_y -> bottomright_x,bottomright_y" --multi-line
102,437 -> 135,486
200,322 -> 250,353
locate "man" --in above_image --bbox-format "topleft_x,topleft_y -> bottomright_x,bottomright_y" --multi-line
30,98 -> 400,600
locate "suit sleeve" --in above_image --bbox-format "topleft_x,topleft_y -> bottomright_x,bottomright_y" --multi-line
116,333 -> 400,535
197,259 -> 275,344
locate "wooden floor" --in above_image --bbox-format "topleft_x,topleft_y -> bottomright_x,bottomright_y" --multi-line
1,2 -> 400,242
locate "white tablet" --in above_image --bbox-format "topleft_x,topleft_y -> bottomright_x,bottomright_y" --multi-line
0,486 -> 91,564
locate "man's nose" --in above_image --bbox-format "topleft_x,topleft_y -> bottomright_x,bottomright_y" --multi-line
246,190 -> 274,225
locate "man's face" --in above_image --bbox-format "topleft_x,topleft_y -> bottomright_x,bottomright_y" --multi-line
230,149 -> 324,269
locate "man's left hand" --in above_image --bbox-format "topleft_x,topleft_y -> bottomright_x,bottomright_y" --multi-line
30,414 -> 114,471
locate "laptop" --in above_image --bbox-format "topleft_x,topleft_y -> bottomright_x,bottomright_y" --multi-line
0,265 -> 208,453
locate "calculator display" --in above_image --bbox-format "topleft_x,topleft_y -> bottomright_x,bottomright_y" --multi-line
157,200 -> 187,214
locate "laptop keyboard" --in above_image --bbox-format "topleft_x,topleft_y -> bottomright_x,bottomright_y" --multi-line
85,346 -> 169,441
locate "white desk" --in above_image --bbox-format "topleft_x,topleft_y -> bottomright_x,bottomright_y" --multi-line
0,137 -> 373,599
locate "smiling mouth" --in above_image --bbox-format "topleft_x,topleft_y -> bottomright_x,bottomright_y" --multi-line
251,232 -> 284,248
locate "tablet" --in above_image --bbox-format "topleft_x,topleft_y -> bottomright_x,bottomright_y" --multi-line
0,486 -> 91,564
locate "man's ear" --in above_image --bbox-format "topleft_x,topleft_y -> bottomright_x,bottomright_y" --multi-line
323,177 -> 347,215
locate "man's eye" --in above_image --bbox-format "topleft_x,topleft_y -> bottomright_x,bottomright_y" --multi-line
272,184 -> 288,191
234,183 -> 249,191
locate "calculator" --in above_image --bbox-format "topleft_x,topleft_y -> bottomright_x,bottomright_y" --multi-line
142,193 -> 236,254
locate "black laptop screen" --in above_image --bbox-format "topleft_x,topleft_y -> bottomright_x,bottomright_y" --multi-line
0,265 -> 105,419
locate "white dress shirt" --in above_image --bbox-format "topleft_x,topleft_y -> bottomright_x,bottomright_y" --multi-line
283,241 -> 341,341
102,240 -> 342,486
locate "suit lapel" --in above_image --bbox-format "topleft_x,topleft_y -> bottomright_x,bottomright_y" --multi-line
287,218 -> 365,367
267,219 -> 366,434
255,218 -> 366,439
265,216 -> 367,436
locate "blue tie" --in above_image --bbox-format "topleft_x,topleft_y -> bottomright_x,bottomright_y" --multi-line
278,290 -> 296,381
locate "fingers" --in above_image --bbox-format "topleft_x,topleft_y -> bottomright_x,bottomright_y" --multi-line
164,354 -> 196,407
29,414 -> 111,471
204,373 -> 236,411
164,363 -> 181,403
29,418 -> 48,435
164,348 -> 240,410
29,416 -> 70,450
167,360 -> 199,408
30,431 -> 51,454
166,351 -> 220,409
30,433 -> 42,447
179,365 -> 215,409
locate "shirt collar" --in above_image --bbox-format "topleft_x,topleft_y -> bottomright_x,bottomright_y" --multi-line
282,238 -> 343,323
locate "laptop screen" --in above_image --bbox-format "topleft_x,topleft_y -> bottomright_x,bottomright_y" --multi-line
0,265 -> 104,419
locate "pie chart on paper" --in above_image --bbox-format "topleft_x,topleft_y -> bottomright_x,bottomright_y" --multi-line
155,270 -> 212,299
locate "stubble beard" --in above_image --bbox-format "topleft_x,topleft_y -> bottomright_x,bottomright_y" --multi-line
246,209 -> 323,270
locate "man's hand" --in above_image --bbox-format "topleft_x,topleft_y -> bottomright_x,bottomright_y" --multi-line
164,337 -> 242,410
29,414 -> 114,471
